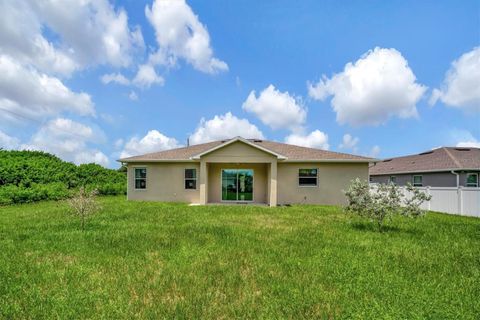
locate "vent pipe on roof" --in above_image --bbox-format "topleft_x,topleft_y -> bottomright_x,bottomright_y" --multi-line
187,138 -> 190,147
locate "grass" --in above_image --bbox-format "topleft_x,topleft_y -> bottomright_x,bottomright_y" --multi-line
0,197 -> 479,319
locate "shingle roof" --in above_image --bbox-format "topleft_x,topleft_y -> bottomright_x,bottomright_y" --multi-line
119,137 -> 374,162
370,147 -> 480,175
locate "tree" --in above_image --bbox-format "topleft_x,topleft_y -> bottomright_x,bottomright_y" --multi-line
67,187 -> 99,230
344,179 -> 431,232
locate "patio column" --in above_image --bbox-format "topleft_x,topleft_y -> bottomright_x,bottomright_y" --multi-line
269,161 -> 277,207
199,160 -> 208,205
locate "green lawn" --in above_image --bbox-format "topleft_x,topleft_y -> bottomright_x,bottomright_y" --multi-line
1,197 -> 479,319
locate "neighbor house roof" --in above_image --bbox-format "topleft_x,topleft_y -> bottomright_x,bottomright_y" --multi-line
119,136 -> 374,163
370,147 -> 480,175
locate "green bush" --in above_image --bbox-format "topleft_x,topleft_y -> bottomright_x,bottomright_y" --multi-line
0,150 -> 126,205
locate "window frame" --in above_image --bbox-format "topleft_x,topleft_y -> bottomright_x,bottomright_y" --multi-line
134,167 -> 147,190
184,168 -> 197,190
412,175 -> 423,187
466,173 -> 478,188
298,168 -> 318,187
389,176 -> 397,185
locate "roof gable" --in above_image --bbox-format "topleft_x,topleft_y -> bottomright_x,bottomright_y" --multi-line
191,137 -> 286,160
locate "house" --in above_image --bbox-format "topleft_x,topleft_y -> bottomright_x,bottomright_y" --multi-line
369,147 -> 480,187
118,136 -> 374,206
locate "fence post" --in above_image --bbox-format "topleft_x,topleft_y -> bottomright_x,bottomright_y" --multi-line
458,186 -> 463,215
426,186 -> 431,211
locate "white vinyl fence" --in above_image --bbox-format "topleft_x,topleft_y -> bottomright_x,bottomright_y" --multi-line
371,185 -> 480,217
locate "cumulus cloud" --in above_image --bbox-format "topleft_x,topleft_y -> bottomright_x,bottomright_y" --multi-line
285,130 -> 329,150
21,118 -> 109,166
0,0 -> 144,76
430,47 -> 480,112
145,0 -> 228,74
242,84 -> 307,131
450,129 -> 480,148
0,55 -> 94,121
0,130 -> 20,150
132,64 -> 164,88
189,112 -> 264,145
101,72 -> 130,85
457,140 -> 480,148
308,47 -> 427,126
339,134 -> 359,152
120,130 -> 181,158
0,1 -> 78,76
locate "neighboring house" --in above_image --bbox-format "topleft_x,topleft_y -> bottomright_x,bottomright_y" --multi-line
119,136 -> 374,206
370,147 -> 480,187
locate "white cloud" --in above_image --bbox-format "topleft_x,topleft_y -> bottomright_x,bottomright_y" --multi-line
120,130 -> 181,158
368,145 -> 381,158
450,129 -> 480,148
128,91 -> 138,101
0,55 -> 94,121
101,72 -> 130,85
339,133 -> 359,152
145,0 -> 228,74
0,130 -> 20,150
457,140 -> 480,148
21,118 -> 109,166
242,84 -> 307,131
285,130 -> 329,150
133,64 -> 165,88
308,47 -> 427,126
0,0 -> 144,76
0,1 -> 78,76
430,47 -> 480,112
190,112 -> 264,145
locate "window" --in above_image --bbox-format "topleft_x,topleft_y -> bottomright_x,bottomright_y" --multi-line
466,173 -> 478,187
299,168 -> 318,187
185,169 -> 197,189
389,176 -> 396,185
412,175 -> 423,187
134,168 -> 146,189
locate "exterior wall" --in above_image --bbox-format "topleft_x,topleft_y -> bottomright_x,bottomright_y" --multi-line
207,163 -> 268,204
200,141 -> 277,163
127,162 -> 200,203
277,162 -> 369,205
370,171 -> 480,187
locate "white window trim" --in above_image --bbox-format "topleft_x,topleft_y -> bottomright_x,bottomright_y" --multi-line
412,175 -> 423,187
184,168 -> 197,190
466,173 -> 478,187
298,168 -> 318,187
133,166 -> 147,191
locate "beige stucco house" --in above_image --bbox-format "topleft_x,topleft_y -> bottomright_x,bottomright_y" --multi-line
119,137 -> 374,206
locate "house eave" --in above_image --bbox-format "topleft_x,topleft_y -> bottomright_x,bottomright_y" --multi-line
370,168 -> 480,175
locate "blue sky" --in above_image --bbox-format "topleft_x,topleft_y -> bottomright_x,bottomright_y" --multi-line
0,0 -> 479,168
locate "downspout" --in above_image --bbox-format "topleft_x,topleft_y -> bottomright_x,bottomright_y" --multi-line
450,170 -> 459,187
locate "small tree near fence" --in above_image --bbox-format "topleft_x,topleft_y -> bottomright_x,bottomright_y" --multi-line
344,179 -> 431,232
67,187 -> 99,230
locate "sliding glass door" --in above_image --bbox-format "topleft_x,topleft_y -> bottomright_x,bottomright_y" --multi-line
221,169 -> 254,201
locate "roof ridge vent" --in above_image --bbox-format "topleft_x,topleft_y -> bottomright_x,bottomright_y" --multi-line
454,148 -> 470,151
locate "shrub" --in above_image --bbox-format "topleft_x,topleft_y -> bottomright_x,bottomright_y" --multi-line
67,187 -> 99,230
0,150 -> 126,205
344,179 -> 431,232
